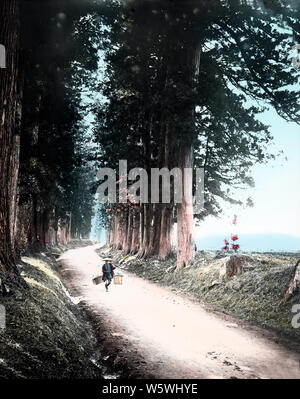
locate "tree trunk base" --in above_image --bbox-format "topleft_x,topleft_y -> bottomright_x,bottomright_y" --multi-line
219,255 -> 256,281
284,260 -> 300,302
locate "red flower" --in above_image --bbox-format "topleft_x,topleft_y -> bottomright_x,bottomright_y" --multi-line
222,245 -> 229,251
232,244 -> 240,251
105,209 -> 111,212
231,234 -> 238,242
224,239 -> 229,245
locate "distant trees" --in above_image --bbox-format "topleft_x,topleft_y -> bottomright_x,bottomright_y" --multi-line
94,0 -> 300,268
0,1 -> 101,291
16,2 -> 102,251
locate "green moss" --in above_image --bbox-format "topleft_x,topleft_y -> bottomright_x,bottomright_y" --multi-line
0,252 -> 103,379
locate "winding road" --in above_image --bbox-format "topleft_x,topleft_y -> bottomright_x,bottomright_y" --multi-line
59,244 -> 300,379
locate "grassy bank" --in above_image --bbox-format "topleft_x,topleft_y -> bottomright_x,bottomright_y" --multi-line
0,241 -> 103,378
103,249 -> 300,343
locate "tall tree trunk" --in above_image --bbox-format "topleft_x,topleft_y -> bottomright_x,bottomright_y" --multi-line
145,204 -> 161,257
176,42 -> 201,269
158,117 -> 173,259
121,209 -> 129,251
137,206 -> 144,254
130,211 -> 139,254
159,205 -> 172,259
0,0 -> 22,289
108,218 -> 115,247
10,69 -> 23,257
138,107 -> 152,258
115,211 -> 126,250
123,209 -> 132,255
140,203 -> 152,258
112,216 -> 117,247
176,144 -> 195,269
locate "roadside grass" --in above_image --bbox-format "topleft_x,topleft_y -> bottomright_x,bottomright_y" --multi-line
0,243 -> 103,379
105,249 -> 300,343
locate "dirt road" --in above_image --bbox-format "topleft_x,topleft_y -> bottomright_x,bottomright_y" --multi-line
59,244 -> 300,379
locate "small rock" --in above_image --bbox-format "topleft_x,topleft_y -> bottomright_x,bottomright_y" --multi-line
166,265 -> 176,273
225,323 -> 238,329
208,280 -> 220,289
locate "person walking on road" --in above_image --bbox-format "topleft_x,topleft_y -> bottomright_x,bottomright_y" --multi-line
102,257 -> 115,292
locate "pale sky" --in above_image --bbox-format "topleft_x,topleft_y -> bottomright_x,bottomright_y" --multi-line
195,108 -> 300,239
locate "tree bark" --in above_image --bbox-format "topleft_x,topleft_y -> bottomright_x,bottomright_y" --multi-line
130,210 -> 139,254
158,117 -> 173,259
284,259 -> 300,302
176,42 -> 201,269
108,217 -> 115,247
140,203 -> 152,258
123,209 -> 133,255
115,210 -> 126,250
159,205 -> 172,259
0,0 -> 23,289
176,145 -> 195,269
137,206 -> 144,254
121,208 -> 129,252
145,204 -> 161,258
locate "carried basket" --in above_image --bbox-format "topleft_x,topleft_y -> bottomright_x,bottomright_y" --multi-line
92,276 -> 103,285
113,274 -> 123,285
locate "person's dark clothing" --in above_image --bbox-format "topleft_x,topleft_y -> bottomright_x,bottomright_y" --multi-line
102,262 -> 115,290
